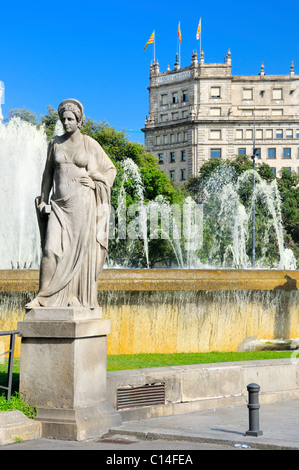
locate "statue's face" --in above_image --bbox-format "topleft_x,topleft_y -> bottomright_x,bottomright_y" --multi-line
61,111 -> 79,134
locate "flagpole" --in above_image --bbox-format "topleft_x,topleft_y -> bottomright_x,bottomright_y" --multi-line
154,30 -> 156,62
200,32 -> 201,55
179,21 -> 181,66
197,18 -> 202,56
200,18 -> 202,54
200,20 -> 202,55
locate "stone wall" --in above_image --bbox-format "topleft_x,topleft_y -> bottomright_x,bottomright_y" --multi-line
0,269 -> 298,355
106,359 -> 299,421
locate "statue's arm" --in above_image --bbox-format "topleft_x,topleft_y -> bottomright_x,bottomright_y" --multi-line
85,137 -> 116,187
39,140 -> 54,210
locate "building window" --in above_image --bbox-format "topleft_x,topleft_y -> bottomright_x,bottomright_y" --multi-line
283,148 -> 291,159
236,129 -> 243,139
286,129 -> 293,139
182,110 -> 188,118
243,89 -> 253,100
245,129 -> 253,140
242,109 -> 253,116
273,88 -> 283,100
256,129 -> 263,139
161,114 -> 168,122
210,129 -> 221,140
181,150 -> 186,161
158,153 -> 164,164
210,86 -> 221,98
211,149 -> 221,158
210,107 -> 221,116
270,167 -> 276,176
276,129 -> 283,138
266,129 -> 273,139
170,134 -> 174,143
170,152 -> 175,163
268,148 -> 276,159
172,112 -> 179,120
170,170 -> 175,180
183,131 -> 188,141
163,134 -> 168,144
182,90 -> 188,102
296,130 -> 299,138
282,167 -> 291,173
156,136 -> 161,145
161,94 -> 168,105
255,148 -> 261,159
172,92 -> 178,104
180,169 -> 186,181
238,148 -> 246,156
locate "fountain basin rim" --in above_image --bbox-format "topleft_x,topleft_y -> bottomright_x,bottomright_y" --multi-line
0,269 -> 298,292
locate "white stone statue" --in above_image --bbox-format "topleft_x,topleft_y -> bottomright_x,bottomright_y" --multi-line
26,99 -> 116,308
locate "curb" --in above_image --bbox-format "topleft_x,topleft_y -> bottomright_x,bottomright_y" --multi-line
104,428 -> 299,451
0,411 -> 41,446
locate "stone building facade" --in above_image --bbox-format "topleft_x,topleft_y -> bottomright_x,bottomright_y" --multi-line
142,50 -> 299,182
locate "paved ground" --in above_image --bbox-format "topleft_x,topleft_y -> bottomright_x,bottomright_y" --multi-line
1,399 -> 298,452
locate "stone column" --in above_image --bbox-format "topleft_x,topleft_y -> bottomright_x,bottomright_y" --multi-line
17,307 -> 122,441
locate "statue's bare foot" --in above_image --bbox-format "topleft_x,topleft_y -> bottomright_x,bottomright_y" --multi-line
25,298 -> 41,309
67,296 -> 81,307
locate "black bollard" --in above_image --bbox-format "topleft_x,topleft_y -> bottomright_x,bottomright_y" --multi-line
246,383 -> 263,436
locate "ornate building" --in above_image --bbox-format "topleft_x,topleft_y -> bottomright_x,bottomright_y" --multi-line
142,50 -> 299,182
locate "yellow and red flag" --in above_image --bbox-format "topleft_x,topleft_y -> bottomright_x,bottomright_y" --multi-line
144,31 -> 155,51
178,21 -> 182,44
196,18 -> 201,40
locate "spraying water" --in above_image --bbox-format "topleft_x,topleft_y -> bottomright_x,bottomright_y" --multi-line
0,118 -> 47,269
117,158 -> 149,267
117,160 -> 297,269
0,118 -> 296,270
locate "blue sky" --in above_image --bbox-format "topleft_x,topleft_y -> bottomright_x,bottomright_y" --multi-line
1,0 -> 299,144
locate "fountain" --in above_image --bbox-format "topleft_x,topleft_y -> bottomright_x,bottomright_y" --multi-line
0,118 -> 47,269
0,119 -> 298,356
116,158 -> 149,268
0,117 -> 297,271
113,159 -> 297,270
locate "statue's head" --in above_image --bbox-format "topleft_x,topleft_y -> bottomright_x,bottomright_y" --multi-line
58,99 -> 85,129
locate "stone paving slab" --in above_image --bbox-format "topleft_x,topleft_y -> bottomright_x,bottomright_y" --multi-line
1,399 -> 298,451
106,399 -> 299,450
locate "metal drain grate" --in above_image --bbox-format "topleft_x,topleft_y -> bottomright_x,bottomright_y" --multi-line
116,383 -> 165,410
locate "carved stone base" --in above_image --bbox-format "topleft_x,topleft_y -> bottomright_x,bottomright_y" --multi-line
17,307 -> 122,441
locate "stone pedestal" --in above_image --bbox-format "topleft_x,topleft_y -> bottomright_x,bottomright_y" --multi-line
17,307 -> 122,441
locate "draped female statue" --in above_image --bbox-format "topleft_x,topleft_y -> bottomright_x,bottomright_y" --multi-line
26,99 -> 116,308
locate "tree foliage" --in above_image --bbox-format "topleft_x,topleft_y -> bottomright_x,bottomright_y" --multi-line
40,105 -> 59,140
6,107 -> 38,125
277,170 -> 299,257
